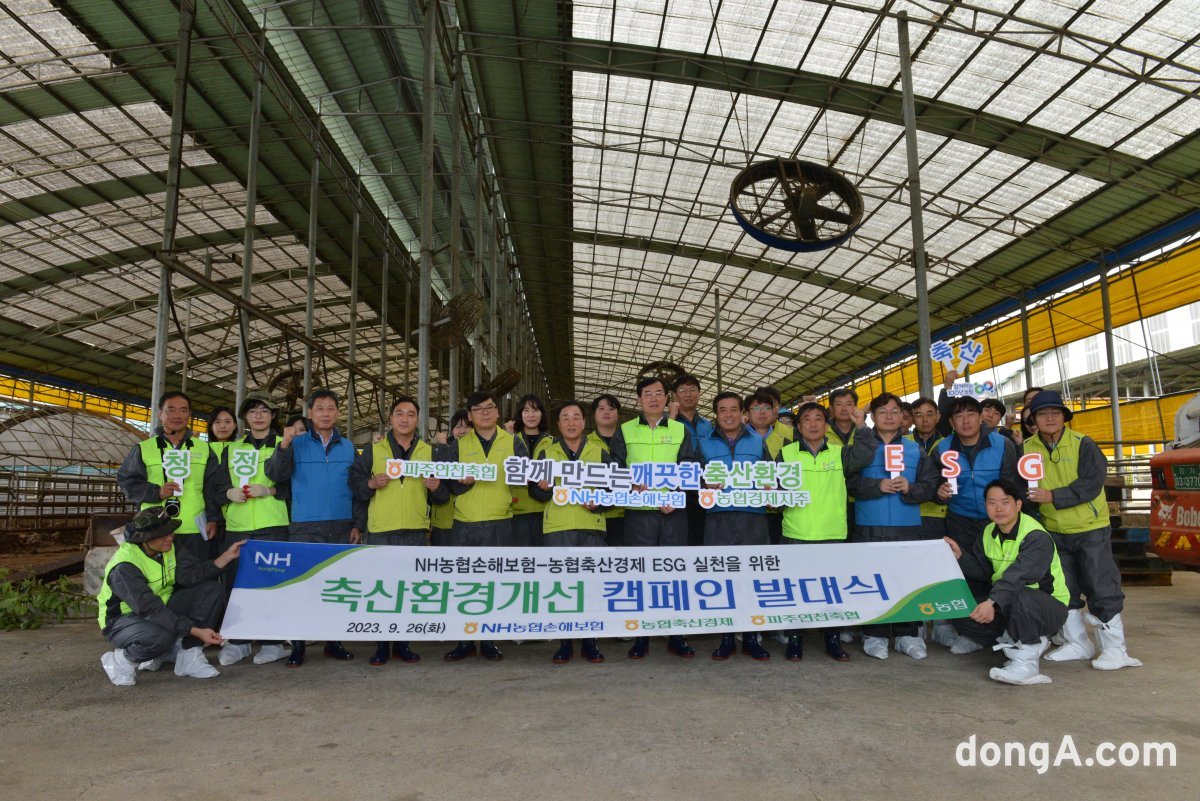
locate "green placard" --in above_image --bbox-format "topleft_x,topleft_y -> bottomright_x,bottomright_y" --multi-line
1173,464 -> 1200,490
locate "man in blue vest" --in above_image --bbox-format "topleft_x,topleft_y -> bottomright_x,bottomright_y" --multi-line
697,391 -> 772,661
932,395 -> 1019,653
117,391 -> 215,565
97,507 -> 244,686
1024,390 -> 1140,670
608,376 -> 699,659
848,393 -> 939,660
267,388 -> 359,667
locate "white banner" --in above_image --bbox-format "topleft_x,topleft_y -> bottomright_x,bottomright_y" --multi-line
221,541 -> 974,641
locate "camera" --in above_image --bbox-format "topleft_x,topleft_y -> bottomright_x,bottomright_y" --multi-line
164,497 -> 181,517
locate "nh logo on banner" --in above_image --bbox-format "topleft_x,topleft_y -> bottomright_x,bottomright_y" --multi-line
254,550 -> 292,568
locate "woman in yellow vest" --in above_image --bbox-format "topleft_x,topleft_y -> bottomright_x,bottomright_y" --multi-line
438,389 -> 531,662
1024,390 -> 1140,670
205,392 -> 291,666
943,479 -> 1070,685
507,394 -> 550,547
350,396 -> 449,666
431,410 -> 470,545
588,393 -> 625,546
528,400 -> 612,664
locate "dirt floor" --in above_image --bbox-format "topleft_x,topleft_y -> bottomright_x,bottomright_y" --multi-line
2,574 -> 1197,800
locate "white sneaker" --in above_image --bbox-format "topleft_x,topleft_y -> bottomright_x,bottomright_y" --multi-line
101,649 -> 137,686
863,636 -> 889,660
949,635 -> 984,655
174,646 -> 219,679
253,644 -> 290,665
895,635 -> 927,660
218,642 -> 252,666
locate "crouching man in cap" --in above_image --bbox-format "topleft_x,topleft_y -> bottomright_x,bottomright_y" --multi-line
97,507 -> 245,686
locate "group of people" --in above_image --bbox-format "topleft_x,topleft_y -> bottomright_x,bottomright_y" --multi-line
98,371 -> 1140,688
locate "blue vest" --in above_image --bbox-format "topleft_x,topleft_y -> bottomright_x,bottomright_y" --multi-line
697,427 -> 766,515
856,436 -> 922,528
937,431 -> 1007,520
289,428 -> 355,523
678,413 -> 714,443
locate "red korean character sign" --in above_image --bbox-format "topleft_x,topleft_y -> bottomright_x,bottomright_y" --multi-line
1018,453 -> 1045,489
940,450 -> 961,495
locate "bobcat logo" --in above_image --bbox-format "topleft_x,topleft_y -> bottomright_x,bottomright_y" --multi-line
1156,497 -> 1176,525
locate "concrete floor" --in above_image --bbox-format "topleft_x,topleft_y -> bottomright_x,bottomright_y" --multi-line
2,574 -> 1198,801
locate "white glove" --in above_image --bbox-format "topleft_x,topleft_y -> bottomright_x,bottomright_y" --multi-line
225,487 -> 247,504
245,484 -> 272,499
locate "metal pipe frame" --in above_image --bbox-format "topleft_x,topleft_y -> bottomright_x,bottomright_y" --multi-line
151,0 -> 196,431
235,44 -> 264,414
897,11 -> 934,400
417,0 -> 436,423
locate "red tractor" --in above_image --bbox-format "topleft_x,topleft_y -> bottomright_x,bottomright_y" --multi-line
1150,394 -> 1200,570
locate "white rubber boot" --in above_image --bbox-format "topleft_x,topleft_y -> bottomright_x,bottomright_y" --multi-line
989,636 -> 1052,685
862,635 -> 889,660
895,635 -> 927,659
100,648 -> 137,686
931,620 -> 959,648
1044,609 -> 1096,662
218,642 -> 252,666
1086,613 -> 1143,670
253,643 -> 289,665
174,646 -> 220,679
949,635 -> 984,655
137,637 -> 181,672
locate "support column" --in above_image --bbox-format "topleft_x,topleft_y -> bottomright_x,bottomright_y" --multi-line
897,11 -> 933,400
303,144 -> 320,401
152,0 -> 196,430
347,205 -> 360,438
714,289 -> 724,392
417,0 -> 436,420
1100,266 -> 1124,461
236,47 -> 263,414
448,25 -> 463,416
1020,293 -> 1033,388
473,132 -> 485,389
379,249 -> 389,423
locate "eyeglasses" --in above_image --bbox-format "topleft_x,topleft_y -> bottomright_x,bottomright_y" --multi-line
470,403 -> 498,413
749,404 -> 772,413
640,391 -> 666,399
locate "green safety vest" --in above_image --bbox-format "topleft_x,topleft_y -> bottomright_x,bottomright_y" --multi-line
534,437 -> 609,534
367,437 -> 434,533
621,417 -> 687,511
97,541 -> 175,630
907,433 -> 948,519
222,436 -> 289,532
511,432 -> 549,515
1023,429 -> 1107,534
587,431 -> 623,520
454,429 -> 516,523
139,436 -> 210,534
982,513 -> 1070,606
780,438 -> 848,541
